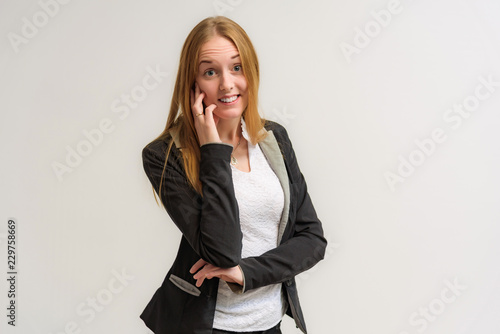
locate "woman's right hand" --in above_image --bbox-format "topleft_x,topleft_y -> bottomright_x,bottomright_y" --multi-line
190,82 -> 221,146
190,259 -> 243,288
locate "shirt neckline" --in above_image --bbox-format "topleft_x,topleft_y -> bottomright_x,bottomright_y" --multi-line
232,117 -> 254,174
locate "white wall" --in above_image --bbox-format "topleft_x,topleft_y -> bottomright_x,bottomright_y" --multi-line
1,0 -> 500,333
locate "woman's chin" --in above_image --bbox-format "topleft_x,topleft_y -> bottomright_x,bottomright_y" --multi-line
213,107 -> 245,120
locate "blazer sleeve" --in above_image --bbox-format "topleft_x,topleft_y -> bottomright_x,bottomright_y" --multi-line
235,125 -> 327,292
142,140 -> 242,268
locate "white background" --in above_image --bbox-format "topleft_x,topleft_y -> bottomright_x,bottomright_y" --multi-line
1,0 -> 500,333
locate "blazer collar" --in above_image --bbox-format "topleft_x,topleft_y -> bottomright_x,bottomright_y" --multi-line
258,128 -> 290,245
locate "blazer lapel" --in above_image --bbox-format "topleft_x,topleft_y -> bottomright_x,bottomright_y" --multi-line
259,130 -> 290,245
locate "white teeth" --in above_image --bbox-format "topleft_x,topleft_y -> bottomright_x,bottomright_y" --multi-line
220,95 -> 238,103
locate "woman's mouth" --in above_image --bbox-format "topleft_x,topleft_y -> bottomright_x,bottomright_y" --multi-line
218,95 -> 240,105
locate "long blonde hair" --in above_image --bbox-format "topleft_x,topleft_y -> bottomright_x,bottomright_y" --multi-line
149,16 -> 266,203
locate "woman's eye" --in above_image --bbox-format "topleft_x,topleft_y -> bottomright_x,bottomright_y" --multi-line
205,70 -> 215,77
234,65 -> 242,72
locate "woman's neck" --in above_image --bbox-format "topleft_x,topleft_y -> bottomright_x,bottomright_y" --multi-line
217,117 -> 242,145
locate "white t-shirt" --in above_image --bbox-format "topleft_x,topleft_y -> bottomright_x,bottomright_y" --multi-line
213,118 -> 286,331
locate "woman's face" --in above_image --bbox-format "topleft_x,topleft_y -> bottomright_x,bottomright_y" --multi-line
196,35 -> 248,120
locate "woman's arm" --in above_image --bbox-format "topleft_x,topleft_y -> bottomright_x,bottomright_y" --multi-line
142,141 -> 242,268
190,124 -> 327,292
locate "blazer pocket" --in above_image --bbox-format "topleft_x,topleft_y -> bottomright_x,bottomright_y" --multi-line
169,274 -> 201,297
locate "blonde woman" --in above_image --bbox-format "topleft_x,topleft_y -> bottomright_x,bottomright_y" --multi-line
140,16 -> 327,334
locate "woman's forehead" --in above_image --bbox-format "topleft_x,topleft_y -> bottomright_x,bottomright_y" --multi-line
199,36 -> 239,63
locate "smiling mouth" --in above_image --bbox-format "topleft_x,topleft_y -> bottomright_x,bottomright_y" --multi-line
218,95 -> 240,103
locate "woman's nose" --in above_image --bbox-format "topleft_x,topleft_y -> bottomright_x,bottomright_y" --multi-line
219,71 -> 234,91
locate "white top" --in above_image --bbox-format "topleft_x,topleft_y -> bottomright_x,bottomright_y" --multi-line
213,118 -> 286,331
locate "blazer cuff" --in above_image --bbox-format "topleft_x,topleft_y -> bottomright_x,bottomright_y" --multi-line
226,265 -> 246,294
201,142 -> 233,148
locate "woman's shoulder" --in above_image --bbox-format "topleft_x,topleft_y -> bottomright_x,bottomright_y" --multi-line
262,119 -> 293,146
263,119 -> 284,131
263,119 -> 290,138
143,135 -> 172,156
142,132 -> 182,168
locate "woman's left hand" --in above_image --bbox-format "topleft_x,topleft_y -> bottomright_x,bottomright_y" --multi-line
190,259 -> 243,288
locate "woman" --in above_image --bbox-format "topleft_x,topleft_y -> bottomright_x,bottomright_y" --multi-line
140,16 -> 327,334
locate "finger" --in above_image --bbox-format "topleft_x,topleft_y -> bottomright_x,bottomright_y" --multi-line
189,258 -> 207,274
204,104 -> 217,120
193,264 -> 215,287
195,91 -> 205,108
205,268 -> 223,280
195,275 -> 205,287
194,265 -> 221,287
193,271 -> 205,287
193,263 -> 215,279
195,81 -> 201,96
194,83 -> 206,108
191,92 -> 205,118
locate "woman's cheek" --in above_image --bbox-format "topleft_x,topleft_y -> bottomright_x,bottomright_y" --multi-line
202,96 -> 214,107
208,93 -> 220,107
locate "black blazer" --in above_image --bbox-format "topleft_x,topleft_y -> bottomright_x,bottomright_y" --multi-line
140,120 -> 327,334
